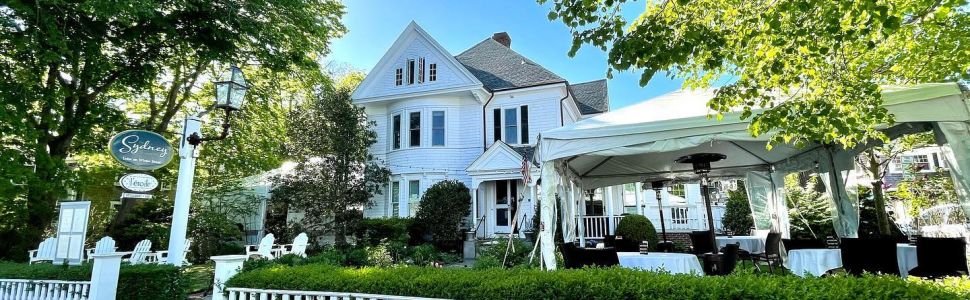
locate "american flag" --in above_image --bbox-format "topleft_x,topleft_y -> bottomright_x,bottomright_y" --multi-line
521,158 -> 531,184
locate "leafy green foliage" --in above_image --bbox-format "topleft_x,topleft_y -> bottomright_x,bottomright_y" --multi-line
474,238 -> 539,269
0,262 -> 186,300
355,217 -> 414,247
892,172 -> 958,219
271,87 -> 391,246
542,0 -> 970,149
785,174 -> 836,239
722,183 -> 754,235
414,180 -> 471,247
614,214 -> 659,249
227,263 -> 970,299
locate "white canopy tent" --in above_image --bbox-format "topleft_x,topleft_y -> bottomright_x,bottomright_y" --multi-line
535,83 -> 970,270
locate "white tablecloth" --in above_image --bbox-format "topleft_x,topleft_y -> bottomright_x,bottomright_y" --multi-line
897,244 -> 918,277
617,252 -> 703,275
786,249 -> 842,277
716,236 -> 765,254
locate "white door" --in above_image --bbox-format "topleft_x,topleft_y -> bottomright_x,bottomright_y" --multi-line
55,201 -> 90,265
493,180 -> 519,234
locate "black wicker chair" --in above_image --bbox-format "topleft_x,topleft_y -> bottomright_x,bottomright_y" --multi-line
752,232 -> 783,273
689,231 -> 715,257
909,237 -> 969,278
560,242 -> 619,269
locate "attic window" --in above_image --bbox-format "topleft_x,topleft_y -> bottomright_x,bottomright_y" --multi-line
407,59 -> 415,85
395,68 -> 403,86
429,64 -> 437,82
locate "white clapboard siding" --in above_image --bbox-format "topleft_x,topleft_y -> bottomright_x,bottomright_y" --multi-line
0,279 -> 91,300
225,288 -> 448,300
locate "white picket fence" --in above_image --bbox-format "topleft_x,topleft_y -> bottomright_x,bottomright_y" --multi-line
223,288 -> 447,300
0,279 -> 90,300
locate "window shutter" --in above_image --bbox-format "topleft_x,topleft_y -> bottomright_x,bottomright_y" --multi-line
520,105 -> 529,144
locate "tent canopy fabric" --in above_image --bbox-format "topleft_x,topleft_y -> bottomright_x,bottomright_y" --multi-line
535,82 -> 968,270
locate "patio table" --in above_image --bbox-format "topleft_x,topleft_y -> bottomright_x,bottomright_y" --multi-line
896,243 -> 918,277
786,249 -> 842,277
616,252 -> 703,275
716,236 -> 765,254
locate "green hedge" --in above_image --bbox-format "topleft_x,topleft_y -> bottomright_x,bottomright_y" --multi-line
226,264 -> 970,299
0,262 -> 186,299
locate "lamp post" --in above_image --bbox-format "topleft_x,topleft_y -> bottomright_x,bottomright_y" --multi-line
166,66 -> 248,266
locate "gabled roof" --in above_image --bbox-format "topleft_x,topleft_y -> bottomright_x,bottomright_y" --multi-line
570,79 -> 609,115
455,38 -> 566,91
467,141 -> 532,172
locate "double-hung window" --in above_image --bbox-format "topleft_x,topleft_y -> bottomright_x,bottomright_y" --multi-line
390,181 -> 400,217
392,114 -> 401,150
406,59 -> 416,85
429,64 -> 437,81
408,180 -> 420,217
409,112 -> 421,147
395,68 -> 403,86
432,111 -> 445,146
493,106 -> 530,145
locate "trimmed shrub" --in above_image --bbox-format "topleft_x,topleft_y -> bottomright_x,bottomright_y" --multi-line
474,238 -> 538,269
0,261 -> 186,299
226,264 -> 970,299
614,215 -> 658,250
413,180 -> 471,249
722,182 -> 754,235
354,217 -> 412,246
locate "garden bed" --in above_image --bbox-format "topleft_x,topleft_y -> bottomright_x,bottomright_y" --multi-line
226,263 -> 970,299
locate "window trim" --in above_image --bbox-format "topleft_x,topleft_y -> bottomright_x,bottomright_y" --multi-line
408,180 -> 421,217
429,63 -> 437,81
395,68 -> 403,86
389,181 -> 401,217
408,111 -> 421,148
495,105 -> 530,146
406,59 -> 416,85
431,110 -> 445,147
391,114 -> 402,150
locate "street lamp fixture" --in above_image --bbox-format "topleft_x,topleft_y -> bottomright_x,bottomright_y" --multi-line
187,66 -> 248,146
166,65 -> 248,266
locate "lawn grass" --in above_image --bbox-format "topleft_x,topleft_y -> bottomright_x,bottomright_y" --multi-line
183,263 -> 214,294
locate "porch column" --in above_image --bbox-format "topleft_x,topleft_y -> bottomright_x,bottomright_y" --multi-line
470,186 -> 478,231
571,180 -> 583,245
635,182 -> 644,216
605,186 -> 616,235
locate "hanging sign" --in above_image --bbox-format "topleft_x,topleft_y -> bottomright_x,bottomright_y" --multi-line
118,173 -> 159,192
121,193 -> 153,199
109,130 -> 174,171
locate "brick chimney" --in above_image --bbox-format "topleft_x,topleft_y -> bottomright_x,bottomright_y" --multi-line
492,32 -> 511,48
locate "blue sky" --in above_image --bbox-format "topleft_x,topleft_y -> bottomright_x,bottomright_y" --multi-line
326,0 -> 684,110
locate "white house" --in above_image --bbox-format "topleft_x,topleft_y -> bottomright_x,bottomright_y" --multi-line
351,22 -> 725,240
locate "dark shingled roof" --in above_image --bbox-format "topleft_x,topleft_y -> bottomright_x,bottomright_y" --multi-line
455,39 -> 566,91
511,145 -> 539,166
570,79 -> 609,115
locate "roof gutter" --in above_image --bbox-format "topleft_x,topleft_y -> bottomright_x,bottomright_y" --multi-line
560,82 -> 571,126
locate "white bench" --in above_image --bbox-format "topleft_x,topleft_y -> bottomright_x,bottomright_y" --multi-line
28,237 -> 56,264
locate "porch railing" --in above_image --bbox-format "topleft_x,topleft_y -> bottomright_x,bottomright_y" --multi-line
575,204 -> 726,241
224,287 -> 447,300
0,279 -> 91,300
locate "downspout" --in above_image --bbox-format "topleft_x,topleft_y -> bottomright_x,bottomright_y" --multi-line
481,91 -> 495,152
559,83 -> 571,126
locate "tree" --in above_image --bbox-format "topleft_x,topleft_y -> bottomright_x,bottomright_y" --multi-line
721,182 -> 753,235
854,132 -> 932,235
271,87 -> 391,246
785,174 -> 835,239
0,0 -> 345,260
414,180 -> 471,248
542,0 -> 970,149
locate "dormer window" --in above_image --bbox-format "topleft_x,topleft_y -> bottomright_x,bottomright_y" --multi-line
429,64 -> 437,82
406,59 -> 415,85
395,68 -> 403,86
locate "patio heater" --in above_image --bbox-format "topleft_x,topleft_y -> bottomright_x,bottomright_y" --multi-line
676,153 -> 726,275
650,180 -> 675,252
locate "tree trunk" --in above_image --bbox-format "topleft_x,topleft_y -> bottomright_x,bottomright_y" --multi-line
867,151 -> 891,236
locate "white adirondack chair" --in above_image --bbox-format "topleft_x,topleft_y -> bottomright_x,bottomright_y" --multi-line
123,239 -> 156,264
156,239 -> 192,265
85,236 -> 117,262
28,237 -> 57,264
246,233 -> 275,259
275,233 -> 309,257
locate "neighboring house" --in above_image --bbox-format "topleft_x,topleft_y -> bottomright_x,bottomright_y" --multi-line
351,22 -> 725,240
884,146 -> 949,189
